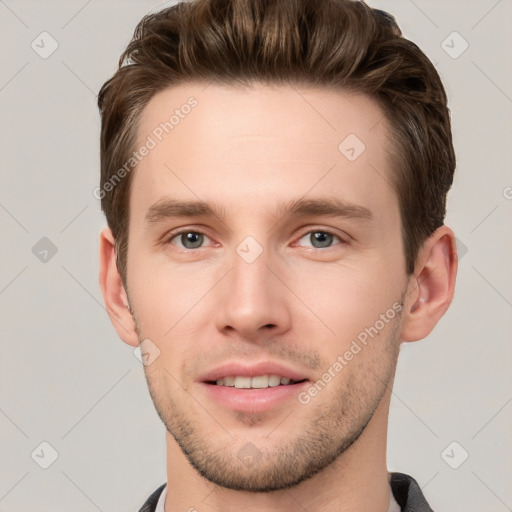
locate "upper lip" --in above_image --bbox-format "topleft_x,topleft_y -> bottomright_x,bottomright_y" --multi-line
198,361 -> 310,383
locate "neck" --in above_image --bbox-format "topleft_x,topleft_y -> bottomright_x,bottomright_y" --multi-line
164,388 -> 393,512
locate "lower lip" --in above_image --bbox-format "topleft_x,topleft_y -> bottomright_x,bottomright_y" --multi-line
200,381 -> 310,413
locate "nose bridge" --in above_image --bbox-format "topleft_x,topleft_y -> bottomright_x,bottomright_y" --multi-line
230,229 -> 274,295
232,245 -> 271,299
214,238 -> 291,337
231,242 -> 275,314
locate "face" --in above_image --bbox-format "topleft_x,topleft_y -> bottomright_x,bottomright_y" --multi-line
125,82 -> 409,491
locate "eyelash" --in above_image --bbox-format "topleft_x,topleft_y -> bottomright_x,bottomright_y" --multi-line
163,228 -> 348,250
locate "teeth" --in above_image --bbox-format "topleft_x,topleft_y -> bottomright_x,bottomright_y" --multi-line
250,375 -> 269,388
268,375 -> 281,387
234,376 -> 251,389
214,374 -> 298,388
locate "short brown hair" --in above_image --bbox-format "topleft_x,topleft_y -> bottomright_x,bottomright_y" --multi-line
98,0 -> 455,287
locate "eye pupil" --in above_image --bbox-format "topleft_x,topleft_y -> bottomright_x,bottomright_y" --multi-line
181,232 -> 203,249
311,231 -> 333,248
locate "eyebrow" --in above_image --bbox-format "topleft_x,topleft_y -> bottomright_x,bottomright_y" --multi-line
144,196 -> 373,225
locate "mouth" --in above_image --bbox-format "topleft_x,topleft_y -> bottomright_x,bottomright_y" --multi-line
207,375 -> 308,389
198,362 -> 311,413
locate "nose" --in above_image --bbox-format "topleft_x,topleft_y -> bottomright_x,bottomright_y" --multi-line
214,247 -> 292,341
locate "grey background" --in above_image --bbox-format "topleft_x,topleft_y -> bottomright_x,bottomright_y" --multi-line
1,0 -> 511,510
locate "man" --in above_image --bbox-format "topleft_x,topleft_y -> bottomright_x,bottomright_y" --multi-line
97,0 -> 458,510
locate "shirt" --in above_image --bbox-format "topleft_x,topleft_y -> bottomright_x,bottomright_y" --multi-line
139,472 -> 433,512
154,484 -> 401,512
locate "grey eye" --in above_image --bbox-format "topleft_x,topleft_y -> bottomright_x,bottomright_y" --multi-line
175,232 -> 205,249
298,231 -> 339,249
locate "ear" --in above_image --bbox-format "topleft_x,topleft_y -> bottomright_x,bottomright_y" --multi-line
98,227 -> 139,347
400,225 -> 458,343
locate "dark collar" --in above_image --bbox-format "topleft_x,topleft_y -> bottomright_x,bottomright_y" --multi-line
138,472 -> 434,512
390,472 -> 434,512
138,483 -> 166,512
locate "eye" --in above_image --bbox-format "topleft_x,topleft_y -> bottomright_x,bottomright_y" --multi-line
167,230 -> 211,249
296,230 -> 345,249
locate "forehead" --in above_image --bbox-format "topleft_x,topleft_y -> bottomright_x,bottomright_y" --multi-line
137,81 -> 389,155
131,81 -> 397,229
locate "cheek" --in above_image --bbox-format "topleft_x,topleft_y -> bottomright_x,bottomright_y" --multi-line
288,255 -> 401,342
128,258 -> 217,348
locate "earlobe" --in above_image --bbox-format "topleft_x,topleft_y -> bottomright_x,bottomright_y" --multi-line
400,225 -> 458,343
98,227 -> 140,347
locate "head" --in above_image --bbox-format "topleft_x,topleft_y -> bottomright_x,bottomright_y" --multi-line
98,0 -> 457,493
